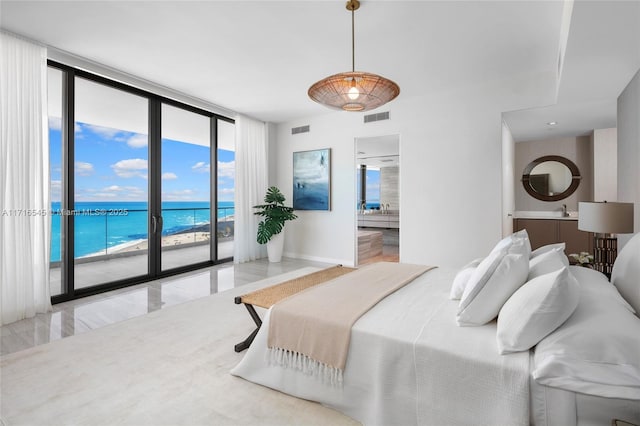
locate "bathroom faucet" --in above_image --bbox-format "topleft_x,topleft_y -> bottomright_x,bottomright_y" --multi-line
562,204 -> 567,217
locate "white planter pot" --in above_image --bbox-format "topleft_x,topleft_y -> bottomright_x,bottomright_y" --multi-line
266,231 -> 284,263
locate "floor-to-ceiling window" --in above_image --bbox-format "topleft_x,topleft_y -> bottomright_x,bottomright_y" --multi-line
48,67 -> 64,297
48,62 -> 234,303
357,165 -> 381,209
217,119 -> 235,260
73,76 -> 150,289
161,103 -> 211,271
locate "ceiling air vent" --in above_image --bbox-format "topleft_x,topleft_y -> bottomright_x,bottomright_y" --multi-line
291,125 -> 310,135
364,111 -> 390,123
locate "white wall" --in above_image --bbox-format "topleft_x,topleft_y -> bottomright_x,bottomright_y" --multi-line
272,76 -> 548,268
617,68 -> 640,248
592,128 -> 618,201
501,121 -> 515,237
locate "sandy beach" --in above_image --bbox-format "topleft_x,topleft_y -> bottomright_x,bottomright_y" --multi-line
79,216 -> 233,258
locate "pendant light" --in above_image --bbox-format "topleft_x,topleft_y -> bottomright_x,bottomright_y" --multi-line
308,0 -> 400,112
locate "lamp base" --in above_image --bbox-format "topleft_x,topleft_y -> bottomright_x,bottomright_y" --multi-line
592,234 -> 617,278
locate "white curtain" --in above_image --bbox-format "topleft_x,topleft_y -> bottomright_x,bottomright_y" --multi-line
0,32 -> 52,325
233,115 -> 268,263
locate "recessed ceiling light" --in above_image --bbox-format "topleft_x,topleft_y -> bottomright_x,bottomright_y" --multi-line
547,121 -> 558,126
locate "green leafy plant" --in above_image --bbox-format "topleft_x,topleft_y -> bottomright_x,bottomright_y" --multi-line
254,186 -> 297,244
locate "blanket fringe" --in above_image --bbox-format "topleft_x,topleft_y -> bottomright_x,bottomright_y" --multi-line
266,347 -> 343,387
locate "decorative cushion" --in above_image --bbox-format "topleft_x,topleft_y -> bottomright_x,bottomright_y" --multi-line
449,258 -> 483,300
611,232 -> 640,316
528,247 -> 570,281
497,267 -> 579,354
530,242 -> 566,259
457,250 -> 529,326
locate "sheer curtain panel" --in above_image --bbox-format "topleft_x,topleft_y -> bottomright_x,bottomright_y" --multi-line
234,115 -> 268,263
0,32 -> 52,325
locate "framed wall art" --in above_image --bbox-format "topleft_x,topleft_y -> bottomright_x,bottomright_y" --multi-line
292,148 -> 331,211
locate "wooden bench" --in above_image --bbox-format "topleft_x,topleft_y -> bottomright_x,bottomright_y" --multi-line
234,265 -> 356,352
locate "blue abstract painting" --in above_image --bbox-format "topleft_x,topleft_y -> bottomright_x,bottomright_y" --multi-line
293,148 -> 330,211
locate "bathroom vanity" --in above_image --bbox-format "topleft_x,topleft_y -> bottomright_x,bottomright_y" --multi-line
513,213 -> 593,257
357,211 -> 399,229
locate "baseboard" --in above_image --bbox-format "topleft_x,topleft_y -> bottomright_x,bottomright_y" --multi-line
282,251 -> 355,268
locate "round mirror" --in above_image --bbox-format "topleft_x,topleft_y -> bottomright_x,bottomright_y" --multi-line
522,155 -> 581,201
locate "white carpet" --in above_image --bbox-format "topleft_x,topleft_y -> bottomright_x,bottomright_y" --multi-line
0,268 -> 360,426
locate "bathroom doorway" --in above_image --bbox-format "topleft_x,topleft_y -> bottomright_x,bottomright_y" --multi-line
355,135 -> 400,265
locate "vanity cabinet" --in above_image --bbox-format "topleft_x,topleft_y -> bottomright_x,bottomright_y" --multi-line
513,218 -> 592,257
358,213 -> 399,229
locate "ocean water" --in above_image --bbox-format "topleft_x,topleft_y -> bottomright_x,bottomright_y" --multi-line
50,201 -> 233,262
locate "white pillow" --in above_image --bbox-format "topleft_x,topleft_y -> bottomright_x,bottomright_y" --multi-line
528,247 -> 570,280
490,229 -> 531,258
449,258 -> 483,300
530,242 -> 566,259
611,232 -> 640,316
533,265 -> 640,400
497,267 -> 579,354
457,250 -> 529,326
571,266 -> 636,314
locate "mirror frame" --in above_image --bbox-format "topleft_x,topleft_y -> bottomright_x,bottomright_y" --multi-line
522,155 -> 581,202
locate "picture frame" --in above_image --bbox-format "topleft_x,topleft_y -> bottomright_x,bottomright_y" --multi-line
292,148 -> 331,211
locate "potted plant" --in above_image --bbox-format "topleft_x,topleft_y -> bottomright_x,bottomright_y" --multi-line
254,186 -> 297,262
569,251 -> 594,268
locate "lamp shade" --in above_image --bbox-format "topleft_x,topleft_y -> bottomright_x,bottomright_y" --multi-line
578,202 -> 635,234
308,71 -> 400,112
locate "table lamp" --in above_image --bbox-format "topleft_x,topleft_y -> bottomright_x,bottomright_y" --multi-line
578,201 -> 635,277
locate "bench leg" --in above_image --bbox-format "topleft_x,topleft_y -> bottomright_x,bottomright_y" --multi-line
234,304 -> 263,352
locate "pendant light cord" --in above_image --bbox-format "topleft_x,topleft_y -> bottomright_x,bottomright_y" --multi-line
351,7 -> 355,72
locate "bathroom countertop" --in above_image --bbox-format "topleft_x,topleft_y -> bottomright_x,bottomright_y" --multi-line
512,211 -> 578,220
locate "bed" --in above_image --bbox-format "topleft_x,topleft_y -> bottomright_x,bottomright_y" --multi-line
231,232 -> 640,426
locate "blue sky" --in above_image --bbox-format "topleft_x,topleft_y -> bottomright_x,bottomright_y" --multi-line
49,120 -> 234,203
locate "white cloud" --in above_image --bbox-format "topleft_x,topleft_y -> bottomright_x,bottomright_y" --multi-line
86,124 -> 121,139
218,160 -> 235,178
162,189 -> 196,201
48,117 -> 62,131
50,180 -> 62,202
75,161 -> 94,176
111,158 -> 148,179
127,134 -> 148,148
162,172 -> 178,180
192,161 -> 210,173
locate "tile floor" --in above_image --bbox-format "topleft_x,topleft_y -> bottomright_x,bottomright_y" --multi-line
50,240 -> 235,295
1,257 -> 331,356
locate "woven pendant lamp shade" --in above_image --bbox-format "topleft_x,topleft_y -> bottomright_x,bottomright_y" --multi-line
308,0 -> 400,112
308,71 -> 400,112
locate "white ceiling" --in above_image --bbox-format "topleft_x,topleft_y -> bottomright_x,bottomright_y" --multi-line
356,135 -> 399,167
1,0 -> 639,140
503,0 -> 640,141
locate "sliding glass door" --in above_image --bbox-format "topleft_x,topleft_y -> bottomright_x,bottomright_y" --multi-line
216,119 -> 235,261
48,62 -> 235,302
73,76 -> 150,289
160,104 -> 212,271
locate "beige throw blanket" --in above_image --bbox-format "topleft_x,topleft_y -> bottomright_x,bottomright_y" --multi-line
267,262 -> 435,385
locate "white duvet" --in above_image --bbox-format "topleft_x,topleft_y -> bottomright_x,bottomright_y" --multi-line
231,267 -> 531,426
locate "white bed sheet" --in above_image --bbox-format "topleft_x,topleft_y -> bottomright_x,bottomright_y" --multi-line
530,375 -> 640,426
231,267 -> 531,425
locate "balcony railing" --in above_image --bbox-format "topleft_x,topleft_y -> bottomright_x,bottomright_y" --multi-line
50,206 -> 234,264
